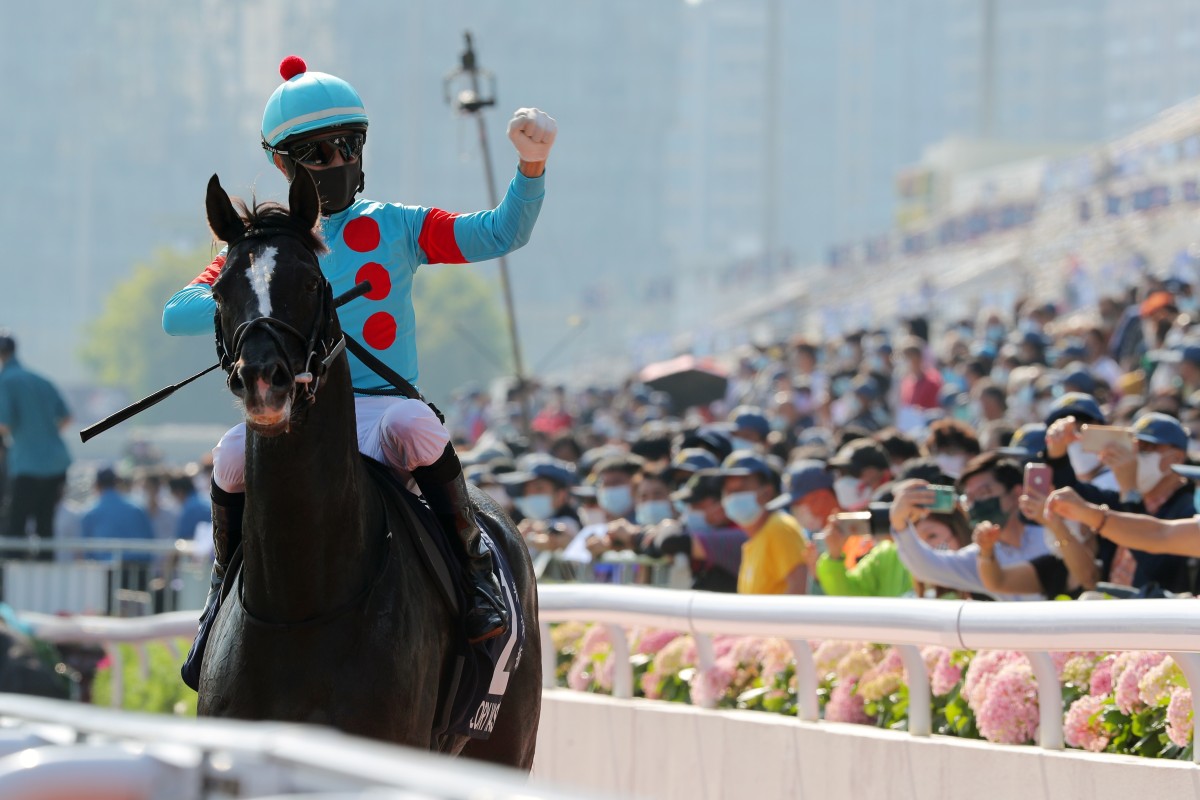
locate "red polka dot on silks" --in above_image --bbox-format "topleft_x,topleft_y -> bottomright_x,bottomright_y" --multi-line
355,262 -> 391,300
362,312 -> 398,350
343,217 -> 380,253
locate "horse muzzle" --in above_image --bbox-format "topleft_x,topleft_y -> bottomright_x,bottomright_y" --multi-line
231,361 -> 296,434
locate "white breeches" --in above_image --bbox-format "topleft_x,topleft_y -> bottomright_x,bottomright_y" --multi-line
211,397 -> 450,493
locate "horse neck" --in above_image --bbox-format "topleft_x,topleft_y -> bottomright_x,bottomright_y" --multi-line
241,360 -> 382,621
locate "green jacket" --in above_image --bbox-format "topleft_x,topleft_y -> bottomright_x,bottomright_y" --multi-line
815,539 -> 913,597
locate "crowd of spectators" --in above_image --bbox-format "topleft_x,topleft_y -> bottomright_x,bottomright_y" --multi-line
450,272 -> 1200,603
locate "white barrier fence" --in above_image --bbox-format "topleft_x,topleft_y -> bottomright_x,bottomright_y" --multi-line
0,693 -> 604,800
10,585 -> 1200,797
535,585 -> 1200,761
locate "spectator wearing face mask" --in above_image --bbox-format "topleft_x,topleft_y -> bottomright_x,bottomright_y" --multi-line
714,451 -> 809,595
728,407 -> 770,453
776,459 -> 873,569
1043,392 -> 1121,492
828,439 -> 892,511
890,454 -> 1051,601
1045,411 -> 1193,593
923,418 -> 981,481
608,474 -> 746,593
666,448 -> 720,492
500,455 -> 580,552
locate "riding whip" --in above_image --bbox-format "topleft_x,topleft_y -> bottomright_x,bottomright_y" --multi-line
79,280 -> 372,443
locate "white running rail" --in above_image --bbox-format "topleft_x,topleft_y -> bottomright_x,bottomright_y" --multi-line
0,693 -> 603,799
535,585 -> 1200,760
15,586 -> 1200,768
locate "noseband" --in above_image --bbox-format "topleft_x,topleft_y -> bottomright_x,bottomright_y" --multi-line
215,226 -> 346,406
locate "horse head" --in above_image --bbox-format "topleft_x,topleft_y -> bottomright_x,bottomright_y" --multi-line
207,171 -> 340,436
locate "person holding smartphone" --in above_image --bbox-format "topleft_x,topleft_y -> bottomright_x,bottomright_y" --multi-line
813,503 -> 913,597
890,453 -> 1051,601
1045,411 -> 1193,592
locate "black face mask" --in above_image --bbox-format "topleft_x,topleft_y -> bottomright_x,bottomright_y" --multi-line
968,496 -> 1010,528
298,160 -> 364,215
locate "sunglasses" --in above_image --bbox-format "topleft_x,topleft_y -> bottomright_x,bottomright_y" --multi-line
266,132 -> 365,167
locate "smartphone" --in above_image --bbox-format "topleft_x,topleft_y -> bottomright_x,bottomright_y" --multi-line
1024,462 -> 1053,496
834,504 -> 892,537
1078,424 -> 1133,455
833,511 -> 871,538
926,485 -> 958,514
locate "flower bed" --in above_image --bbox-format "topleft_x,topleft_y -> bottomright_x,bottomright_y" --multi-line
552,623 -> 1194,760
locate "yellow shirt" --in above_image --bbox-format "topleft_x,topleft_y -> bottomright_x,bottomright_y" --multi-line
737,511 -> 810,595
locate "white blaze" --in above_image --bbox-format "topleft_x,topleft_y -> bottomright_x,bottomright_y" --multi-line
248,246 -> 278,316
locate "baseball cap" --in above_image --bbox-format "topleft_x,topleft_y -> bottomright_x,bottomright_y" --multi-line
1181,345 -> 1200,367
996,423 -> 1048,460
497,454 -> 578,489
1131,412 -> 1189,450
730,407 -> 770,440
767,460 -> 834,511
1061,367 -> 1096,396
1044,392 -> 1106,426
827,439 -> 890,476
711,450 -> 779,481
669,448 -> 720,479
1140,291 -> 1177,317
670,473 -> 724,505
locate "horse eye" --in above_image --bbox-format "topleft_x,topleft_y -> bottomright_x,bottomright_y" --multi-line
305,278 -> 320,294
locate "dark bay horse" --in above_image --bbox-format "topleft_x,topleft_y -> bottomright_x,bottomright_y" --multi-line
197,171 -> 540,768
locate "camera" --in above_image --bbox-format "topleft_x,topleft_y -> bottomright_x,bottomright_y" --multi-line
833,502 -> 892,537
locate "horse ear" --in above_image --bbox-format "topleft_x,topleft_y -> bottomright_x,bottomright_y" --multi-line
289,168 -> 321,233
206,174 -> 246,244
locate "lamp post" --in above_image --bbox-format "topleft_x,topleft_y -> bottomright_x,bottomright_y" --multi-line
444,32 -> 530,433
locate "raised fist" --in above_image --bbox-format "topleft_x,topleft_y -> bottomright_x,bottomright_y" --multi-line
507,108 -> 557,162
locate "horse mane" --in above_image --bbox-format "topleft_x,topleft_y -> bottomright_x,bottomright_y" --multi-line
231,195 -> 328,254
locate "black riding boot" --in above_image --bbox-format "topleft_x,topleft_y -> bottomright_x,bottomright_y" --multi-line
203,480 -> 244,614
181,481 -> 244,690
413,444 -> 509,644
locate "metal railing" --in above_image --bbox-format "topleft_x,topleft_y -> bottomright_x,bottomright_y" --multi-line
0,537 -> 209,617
16,586 -> 1200,764
536,585 -> 1200,762
0,693 -> 606,799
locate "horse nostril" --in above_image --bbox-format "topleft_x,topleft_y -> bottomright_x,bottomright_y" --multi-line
271,365 -> 292,390
229,367 -> 246,393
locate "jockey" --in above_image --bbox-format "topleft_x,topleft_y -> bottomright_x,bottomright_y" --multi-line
163,56 -> 556,648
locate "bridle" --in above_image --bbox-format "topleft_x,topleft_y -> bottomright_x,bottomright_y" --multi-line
214,226 -> 346,407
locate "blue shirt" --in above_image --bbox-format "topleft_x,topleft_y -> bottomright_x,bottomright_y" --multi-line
81,490 -> 156,562
162,170 -> 545,392
174,491 -> 211,541
0,359 -> 71,477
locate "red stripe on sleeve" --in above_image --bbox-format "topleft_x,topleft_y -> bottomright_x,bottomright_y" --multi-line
417,208 -> 466,264
190,254 -> 227,286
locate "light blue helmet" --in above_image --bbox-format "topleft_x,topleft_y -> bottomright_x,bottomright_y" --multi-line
260,55 -> 368,161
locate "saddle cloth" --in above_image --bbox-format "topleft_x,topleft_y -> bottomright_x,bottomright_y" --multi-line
363,456 -> 526,742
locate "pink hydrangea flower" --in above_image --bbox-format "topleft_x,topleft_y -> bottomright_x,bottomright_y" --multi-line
635,628 -> 680,656
690,658 -> 736,707
1167,688 -> 1194,749
595,656 -> 616,693
1061,654 -> 1102,688
579,624 -> 612,657
1138,656 -> 1184,707
814,640 -> 855,674
964,651 -> 1026,712
835,647 -> 881,683
824,681 -> 870,725
1064,694 -> 1110,752
1112,652 -> 1167,714
567,658 -> 590,692
857,647 -> 906,703
759,638 -> 794,685
975,661 -> 1040,745
1089,656 -> 1115,697
930,650 -> 964,697
641,668 -> 664,700
921,646 -> 949,674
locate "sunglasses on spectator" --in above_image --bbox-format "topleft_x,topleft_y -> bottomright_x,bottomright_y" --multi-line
264,132 -> 365,167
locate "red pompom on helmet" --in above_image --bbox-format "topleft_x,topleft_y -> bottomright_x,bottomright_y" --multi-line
279,55 -> 307,81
